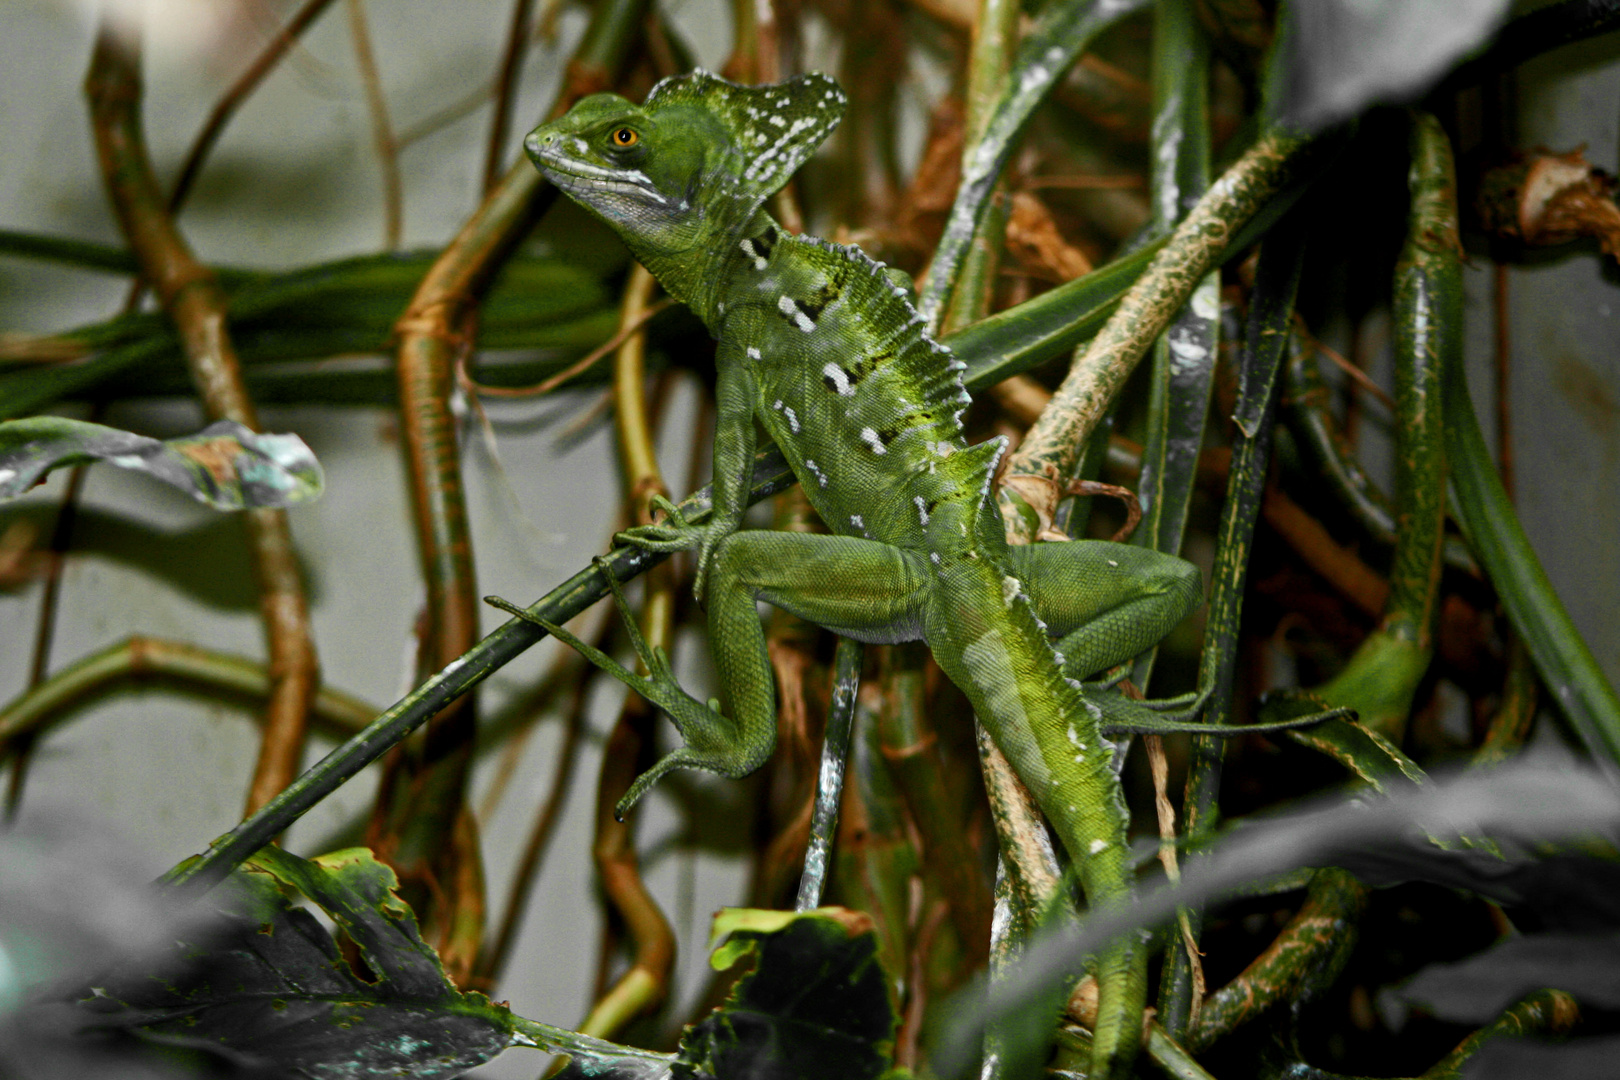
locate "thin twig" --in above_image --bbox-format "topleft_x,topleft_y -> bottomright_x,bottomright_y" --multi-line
397,80 -> 497,149
167,0 -> 340,214
1063,478 -> 1141,542
485,0 -> 537,192
1296,318 -> 1396,413
346,0 -> 403,249
1145,733 -> 1202,1032
9,453 -> 95,818
455,298 -> 672,398
86,20 -> 319,819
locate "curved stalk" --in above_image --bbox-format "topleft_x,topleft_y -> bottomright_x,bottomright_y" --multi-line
85,21 -> 319,819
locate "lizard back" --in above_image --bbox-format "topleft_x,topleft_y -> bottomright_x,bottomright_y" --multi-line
721,228 -> 1003,551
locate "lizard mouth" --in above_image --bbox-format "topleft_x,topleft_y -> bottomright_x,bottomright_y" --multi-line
526,137 -> 671,208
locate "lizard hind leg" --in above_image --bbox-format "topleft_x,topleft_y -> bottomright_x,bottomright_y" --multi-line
485,561 -> 743,816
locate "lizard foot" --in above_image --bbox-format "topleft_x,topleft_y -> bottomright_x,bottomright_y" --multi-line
613,493 -> 704,553
1093,681 -> 1352,738
613,495 -> 730,599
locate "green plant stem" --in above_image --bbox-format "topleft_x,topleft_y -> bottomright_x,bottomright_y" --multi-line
1283,330 -> 1478,578
1443,289 -> 1620,770
579,261 -> 677,1039
1254,988 -> 1579,1080
1419,989 -> 1579,1079
1312,111 -> 1454,742
1202,114 -> 1461,1055
0,635 -> 375,752
1003,128 -> 1310,541
917,0 -> 1153,323
1165,214 -> 1306,1055
876,641 -> 993,961
1189,868 -> 1367,1050
1182,211 -> 1307,836
1474,637 -> 1539,766
797,636 -> 861,911
1145,1022 -> 1220,1080
367,0 -> 647,948
839,692 -> 924,1012
85,19 -> 319,819
935,0 -> 1017,339
1144,0 -> 1218,1035
1134,0 -> 1216,689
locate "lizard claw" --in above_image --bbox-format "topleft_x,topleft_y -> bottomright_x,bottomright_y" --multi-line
610,496 -> 725,601
614,494 -> 699,551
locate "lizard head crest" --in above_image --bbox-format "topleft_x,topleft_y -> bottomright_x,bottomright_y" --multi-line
525,70 -> 846,255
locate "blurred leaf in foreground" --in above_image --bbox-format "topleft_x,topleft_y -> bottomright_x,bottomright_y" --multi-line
1394,933 -> 1620,1024
0,816 -> 219,1079
79,845 -> 513,1078
934,763 -> 1620,1077
1279,0 -> 1510,131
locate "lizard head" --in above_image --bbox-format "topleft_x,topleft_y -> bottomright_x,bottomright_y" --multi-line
525,90 -> 715,254
526,70 -> 846,258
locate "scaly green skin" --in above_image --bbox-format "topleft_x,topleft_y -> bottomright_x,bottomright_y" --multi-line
526,71 -> 1205,1077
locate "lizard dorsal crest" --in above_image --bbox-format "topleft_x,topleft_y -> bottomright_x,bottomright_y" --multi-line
645,70 -> 846,207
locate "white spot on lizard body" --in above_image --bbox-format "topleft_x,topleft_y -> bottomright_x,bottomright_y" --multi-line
1001,575 -> 1022,607
778,294 -> 815,333
823,362 -> 853,396
739,238 -> 768,270
859,427 -> 886,454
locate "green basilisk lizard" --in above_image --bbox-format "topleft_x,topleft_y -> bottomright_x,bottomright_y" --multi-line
518,69 -> 1216,1078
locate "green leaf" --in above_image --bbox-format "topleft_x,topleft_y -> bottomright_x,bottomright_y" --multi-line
0,417 -> 322,510
81,846 -> 514,1078
1261,691 -> 1425,796
1443,327 -> 1620,768
667,907 -> 897,1080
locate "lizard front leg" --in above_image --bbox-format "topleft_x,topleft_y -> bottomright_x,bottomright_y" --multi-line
616,339 -> 759,600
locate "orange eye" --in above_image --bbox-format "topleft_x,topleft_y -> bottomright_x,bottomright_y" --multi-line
612,127 -> 639,148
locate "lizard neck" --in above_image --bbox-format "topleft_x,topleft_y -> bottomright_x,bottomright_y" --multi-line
635,209 -> 783,335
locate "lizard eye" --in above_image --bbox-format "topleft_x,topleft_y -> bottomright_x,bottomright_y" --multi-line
611,126 -> 639,148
